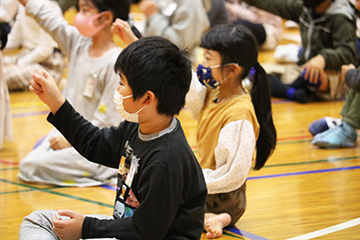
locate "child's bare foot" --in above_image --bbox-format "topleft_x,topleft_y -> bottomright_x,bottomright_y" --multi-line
204,213 -> 231,239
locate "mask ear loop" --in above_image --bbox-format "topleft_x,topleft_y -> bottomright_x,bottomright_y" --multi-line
94,11 -> 112,28
218,63 -> 239,85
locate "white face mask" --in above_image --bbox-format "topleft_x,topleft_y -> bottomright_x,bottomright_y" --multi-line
113,90 -> 145,123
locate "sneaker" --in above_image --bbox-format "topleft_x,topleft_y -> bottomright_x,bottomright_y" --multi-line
312,122 -> 358,149
308,117 -> 342,136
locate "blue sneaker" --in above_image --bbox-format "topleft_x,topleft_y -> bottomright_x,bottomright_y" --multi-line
308,117 -> 342,136
312,122 -> 358,149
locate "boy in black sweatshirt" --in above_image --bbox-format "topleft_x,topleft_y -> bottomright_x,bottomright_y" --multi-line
19,36 -> 207,240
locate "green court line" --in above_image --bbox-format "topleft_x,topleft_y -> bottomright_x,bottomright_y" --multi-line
0,167 -> 19,171
0,178 -> 113,208
223,230 -> 245,239
277,139 -> 311,145
0,189 -> 35,195
0,185 -> 65,195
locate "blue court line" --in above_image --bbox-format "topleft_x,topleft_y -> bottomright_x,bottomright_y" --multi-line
264,156 -> 360,168
101,184 -> 117,191
248,165 -> 360,180
226,227 -> 270,240
101,166 -> 360,191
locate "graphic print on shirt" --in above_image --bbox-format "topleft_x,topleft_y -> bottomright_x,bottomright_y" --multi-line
114,141 -> 140,219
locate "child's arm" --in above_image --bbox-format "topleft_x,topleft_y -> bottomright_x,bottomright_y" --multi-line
243,0 -> 303,22
31,69 -> 123,168
29,69 -> 65,114
317,15 -> 357,71
111,18 -> 139,46
18,0 -> 80,56
203,120 -> 256,194
140,0 -> 209,52
185,72 -> 207,120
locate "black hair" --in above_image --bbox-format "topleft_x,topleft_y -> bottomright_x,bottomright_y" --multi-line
90,0 -> 141,38
303,0 -> 327,8
200,24 -> 277,170
114,36 -> 192,116
0,22 -> 9,50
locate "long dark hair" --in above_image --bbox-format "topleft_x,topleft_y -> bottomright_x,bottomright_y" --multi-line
90,0 -> 141,38
200,24 -> 277,170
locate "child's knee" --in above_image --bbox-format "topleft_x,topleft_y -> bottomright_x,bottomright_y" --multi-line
20,210 -> 58,240
23,210 -> 57,224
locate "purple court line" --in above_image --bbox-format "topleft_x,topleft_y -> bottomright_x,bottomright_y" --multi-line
248,165 -> 360,180
226,227 -> 270,240
12,110 -> 49,118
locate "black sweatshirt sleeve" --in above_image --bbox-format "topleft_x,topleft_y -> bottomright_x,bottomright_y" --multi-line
47,100 -> 122,168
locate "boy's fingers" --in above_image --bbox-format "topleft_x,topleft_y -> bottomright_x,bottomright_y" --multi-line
29,85 -> 39,94
32,73 -> 45,85
41,69 -> 50,78
304,67 -> 309,80
30,79 -> 42,91
58,210 -> 76,218
52,216 -> 65,228
310,69 -> 315,83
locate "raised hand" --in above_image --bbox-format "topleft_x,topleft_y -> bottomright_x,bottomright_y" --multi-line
29,69 -> 65,114
111,18 -> 138,46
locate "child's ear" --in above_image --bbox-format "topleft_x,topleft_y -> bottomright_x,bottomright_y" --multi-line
142,91 -> 155,105
228,64 -> 242,78
101,11 -> 114,26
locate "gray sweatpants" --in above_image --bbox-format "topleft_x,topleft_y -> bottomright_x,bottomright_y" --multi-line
19,210 -> 117,240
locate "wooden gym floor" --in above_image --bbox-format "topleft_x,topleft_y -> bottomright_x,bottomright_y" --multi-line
1,7 -> 360,240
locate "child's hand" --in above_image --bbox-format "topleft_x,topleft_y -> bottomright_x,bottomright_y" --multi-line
49,136 -> 71,150
53,210 -> 85,240
17,0 -> 29,6
111,19 -> 138,46
139,0 -> 159,18
29,69 -> 65,114
341,64 -> 355,81
303,54 -> 326,85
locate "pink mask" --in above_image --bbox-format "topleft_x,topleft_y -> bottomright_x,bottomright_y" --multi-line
74,12 -> 105,37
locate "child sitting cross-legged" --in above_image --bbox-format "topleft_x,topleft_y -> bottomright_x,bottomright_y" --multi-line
19,36 -> 207,240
